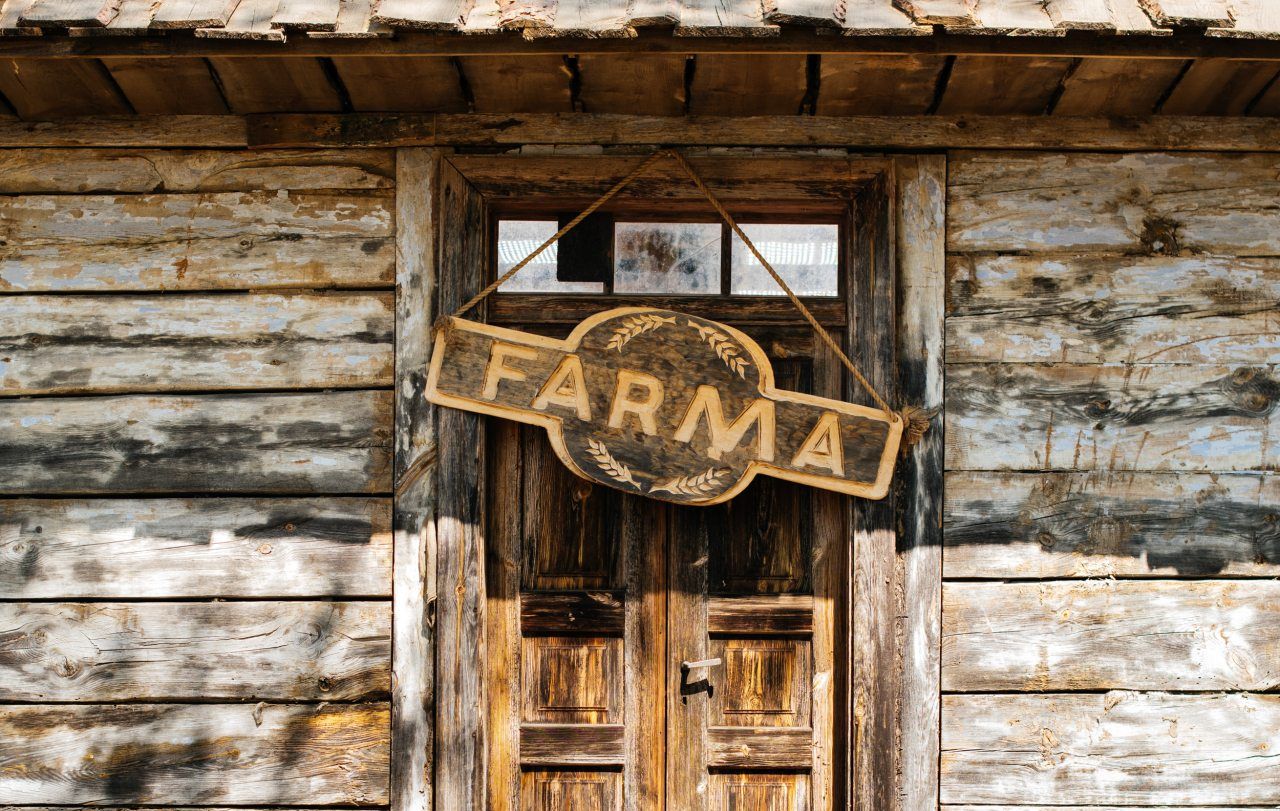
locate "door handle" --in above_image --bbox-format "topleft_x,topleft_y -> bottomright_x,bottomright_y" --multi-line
680,657 -> 722,673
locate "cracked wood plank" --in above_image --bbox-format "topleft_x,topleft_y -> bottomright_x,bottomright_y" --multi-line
944,471 -> 1280,579
0,601 -> 390,701
945,363 -> 1280,472
0,148 -> 392,193
943,580 -> 1280,691
0,390 -> 393,494
0,497 -> 392,598
945,255 -> 1280,365
0,703 -> 389,804
0,189 -> 393,292
942,692 -> 1280,805
1,292 -> 392,394
948,151 -> 1280,255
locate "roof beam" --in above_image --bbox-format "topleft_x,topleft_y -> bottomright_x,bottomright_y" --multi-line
9,111 -> 1272,150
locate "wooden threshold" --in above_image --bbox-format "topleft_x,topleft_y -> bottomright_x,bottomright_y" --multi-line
1,113 -> 1278,151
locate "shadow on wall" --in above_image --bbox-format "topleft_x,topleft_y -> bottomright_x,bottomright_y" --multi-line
945,470 -> 1280,577
0,498 -> 392,806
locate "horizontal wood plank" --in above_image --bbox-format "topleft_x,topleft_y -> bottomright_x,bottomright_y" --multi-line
519,723 -> 624,766
0,114 -> 1276,152
949,151 -> 1280,255
448,153 -> 880,204
490,295 -> 846,326
941,692 -> 1280,805
943,580 -> 1280,691
2,189 -> 392,243
708,726 -> 812,769
708,594 -> 813,635
0,292 -> 393,395
0,148 -> 393,193
0,115 -> 247,146
0,600 -> 390,701
252,112 -> 1280,151
946,363 -> 1279,472
946,254 -> 1280,364
0,702 -> 389,805
0,497 -> 392,598
0,190 -> 394,292
520,592 -> 624,636
0,390 -> 392,495
944,471 -> 1280,579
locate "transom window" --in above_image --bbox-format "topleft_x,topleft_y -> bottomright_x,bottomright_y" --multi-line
495,217 -> 841,297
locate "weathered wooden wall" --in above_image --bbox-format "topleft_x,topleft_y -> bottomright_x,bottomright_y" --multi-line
942,150 -> 1280,808
3,135 -> 1278,811
0,148 -> 396,806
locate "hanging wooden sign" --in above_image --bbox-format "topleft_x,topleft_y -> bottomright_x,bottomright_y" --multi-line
425,307 -> 902,505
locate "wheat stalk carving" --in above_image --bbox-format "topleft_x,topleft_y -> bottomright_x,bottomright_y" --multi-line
650,467 -> 731,497
606,314 -> 676,351
688,321 -> 750,379
586,439 -> 639,488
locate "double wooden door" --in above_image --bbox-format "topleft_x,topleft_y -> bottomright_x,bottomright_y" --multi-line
485,328 -> 847,811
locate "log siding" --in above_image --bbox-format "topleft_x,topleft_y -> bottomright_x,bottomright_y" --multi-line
0,148 -> 394,806
942,150 -> 1280,809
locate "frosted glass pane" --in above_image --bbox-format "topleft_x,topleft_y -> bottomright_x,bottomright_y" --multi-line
730,223 -> 839,297
496,220 -> 605,294
614,222 -> 721,294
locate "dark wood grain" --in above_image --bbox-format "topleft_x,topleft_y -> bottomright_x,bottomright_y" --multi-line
0,391 -> 392,495
894,154 -> 946,811
944,471 -> 1280,578
707,594 -> 813,634
520,724 -> 625,767
946,363 -> 1279,472
0,292 -> 393,395
521,592 -> 625,636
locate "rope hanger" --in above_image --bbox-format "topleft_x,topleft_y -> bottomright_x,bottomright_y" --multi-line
450,148 -> 930,452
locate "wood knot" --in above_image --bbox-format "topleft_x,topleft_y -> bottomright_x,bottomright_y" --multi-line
1084,399 -> 1111,419
1139,215 -> 1181,256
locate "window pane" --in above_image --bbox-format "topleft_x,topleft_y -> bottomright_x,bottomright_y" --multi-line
496,220 -> 606,294
730,224 -> 839,297
614,222 -> 721,295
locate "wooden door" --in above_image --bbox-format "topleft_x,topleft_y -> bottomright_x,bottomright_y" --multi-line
667,338 -> 844,811
485,327 -> 845,811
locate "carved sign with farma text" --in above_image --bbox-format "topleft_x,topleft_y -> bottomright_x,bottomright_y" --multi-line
425,307 -> 901,505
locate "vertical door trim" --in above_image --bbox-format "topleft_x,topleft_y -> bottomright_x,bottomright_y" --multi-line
392,147 -> 440,811
849,155 -> 947,811
433,156 -> 490,810
893,154 -> 945,811
849,167 -> 899,811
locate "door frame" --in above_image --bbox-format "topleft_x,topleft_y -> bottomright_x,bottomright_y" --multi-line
390,148 -> 945,811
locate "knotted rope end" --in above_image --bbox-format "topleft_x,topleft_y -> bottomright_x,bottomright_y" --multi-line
897,405 -> 934,455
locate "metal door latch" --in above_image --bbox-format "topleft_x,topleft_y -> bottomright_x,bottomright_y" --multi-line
680,657 -> 722,673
